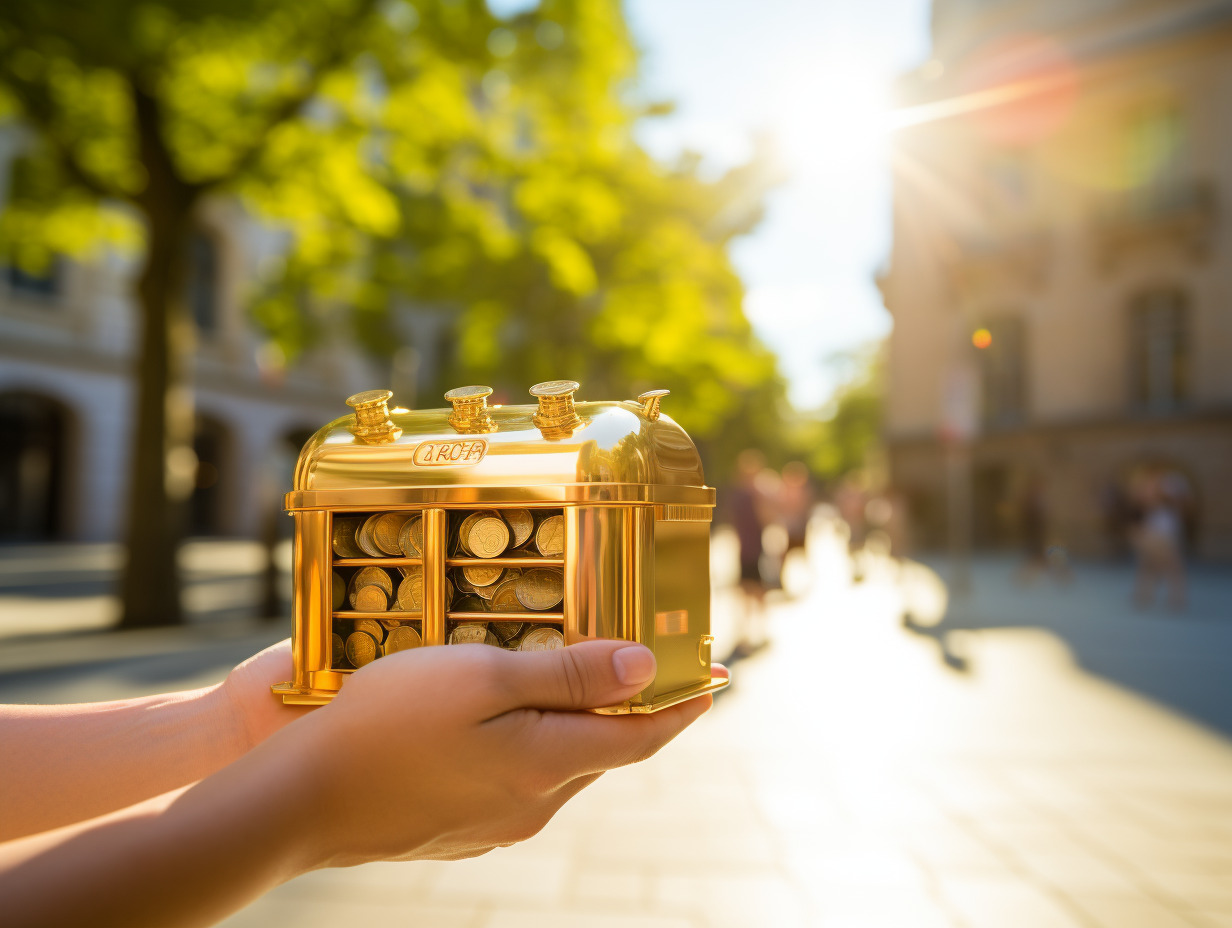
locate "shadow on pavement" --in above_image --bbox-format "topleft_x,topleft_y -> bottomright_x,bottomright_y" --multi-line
900,555 -> 1232,737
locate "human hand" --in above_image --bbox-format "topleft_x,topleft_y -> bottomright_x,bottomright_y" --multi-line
220,640 -> 315,751
265,640 -> 721,869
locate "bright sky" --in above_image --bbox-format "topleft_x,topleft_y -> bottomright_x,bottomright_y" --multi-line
488,0 -> 934,409
624,0 -> 933,410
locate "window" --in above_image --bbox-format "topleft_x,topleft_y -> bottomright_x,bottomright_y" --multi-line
1129,289 -> 1188,412
7,258 -> 61,300
976,316 -> 1027,427
184,229 -> 220,335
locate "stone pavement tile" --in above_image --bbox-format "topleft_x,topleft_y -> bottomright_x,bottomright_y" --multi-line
1073,821 -> 1232,878
651,872 -> 810,928
1011,848 -> 1147,895
1064,891 -> 1209,928
566,867 -> 651,909
1000,768 -> 1117,819
785,845 -> 931,893
1142,872 -> 1232,913
577,820 -> 778,868
936,876 -> 1088,928
220,898 -> 482,928
901,822 -> 1020,879
805,884 -> 960,928
481,910 -> 696,928
424,847 -> 570,906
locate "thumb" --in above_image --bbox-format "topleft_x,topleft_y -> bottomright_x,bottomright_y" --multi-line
492,639 -> 657,712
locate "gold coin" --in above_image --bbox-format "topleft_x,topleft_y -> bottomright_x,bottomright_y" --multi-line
345,631 -> 379,666
453,594 -> 487,613
463,563 -> 503,587
455,513 -> 483,555
373,512 -> 411,556
379,618 -> 402,630
354,617 -> 386,641
453,571 -> 477,594
489,578 -> 524,613
503,509 -> 534,548
449,622 -> 490,645
348,568 -> 392,609
534,515 -> 565,557
332,571 -> 346,611
468,515 -> 510,558
352,584 -> 388,613
397,515 -> 424,557
331,632 -> 346,666
351,567 -> 393,596
515,567 -> 564,611
357,515 -> 384,557
397,572 -> 424,612
492,621 -> 525,643
444,576 -> 456,609
384,624 -> 422,652
519,627 -> 565,651
331,516 -> 365,558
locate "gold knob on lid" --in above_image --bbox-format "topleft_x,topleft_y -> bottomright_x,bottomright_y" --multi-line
637,389 -> 669,421
444,385 -> 497,434
346,389 -> 402,443
530,380 -> 582,434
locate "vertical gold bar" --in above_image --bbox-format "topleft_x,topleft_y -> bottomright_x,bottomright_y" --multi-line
563,506 -> 581,644
293,510 -> 331,688
422,508 -> 447,645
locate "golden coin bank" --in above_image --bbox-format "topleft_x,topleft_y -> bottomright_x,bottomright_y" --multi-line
274,381 -> 728,714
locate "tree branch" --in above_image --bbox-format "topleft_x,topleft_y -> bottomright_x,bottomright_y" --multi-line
198,0 -> 380,193
0,75 -> 125,202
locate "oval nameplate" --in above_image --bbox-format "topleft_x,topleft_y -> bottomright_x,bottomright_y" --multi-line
412,439 -> 489,467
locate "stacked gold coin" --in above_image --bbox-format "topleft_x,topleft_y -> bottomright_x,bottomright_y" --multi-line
335,618 -> 423,668
455,510 -> 511,558
347,567 -> 393,612
445,620 -> 564,651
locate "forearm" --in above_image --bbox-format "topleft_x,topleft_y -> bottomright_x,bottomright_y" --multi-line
0,736 -> 317,928
0,686 -> 249,841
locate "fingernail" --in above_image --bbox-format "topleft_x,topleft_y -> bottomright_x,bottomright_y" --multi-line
612,646 -> 656,686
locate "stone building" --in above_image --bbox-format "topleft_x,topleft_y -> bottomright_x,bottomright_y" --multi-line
0,192 -> 414,543
880,0 -> 1232,560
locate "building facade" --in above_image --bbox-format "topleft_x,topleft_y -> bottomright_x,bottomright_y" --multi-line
0,192 -> 394,543
880,0 -> 1232,560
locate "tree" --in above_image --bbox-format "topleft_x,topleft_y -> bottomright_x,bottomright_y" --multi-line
0,0 -> 782,627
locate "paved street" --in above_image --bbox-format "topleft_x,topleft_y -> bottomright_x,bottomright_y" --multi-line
2,533 -> 1231,927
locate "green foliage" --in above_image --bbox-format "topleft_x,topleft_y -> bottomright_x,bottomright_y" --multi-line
0,0 -> 784,467
788,342 -> 885,485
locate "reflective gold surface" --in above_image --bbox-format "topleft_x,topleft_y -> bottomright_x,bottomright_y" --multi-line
273,384 -> 728,712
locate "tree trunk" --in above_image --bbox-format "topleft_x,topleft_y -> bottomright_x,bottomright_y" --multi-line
117,86 -> 198,629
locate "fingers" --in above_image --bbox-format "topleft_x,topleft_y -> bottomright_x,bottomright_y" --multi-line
526,693 -> 713,782
486,640 -> 658,713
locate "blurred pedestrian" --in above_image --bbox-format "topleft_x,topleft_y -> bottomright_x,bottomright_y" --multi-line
729,450 -> 771,640
778,461 -> 814,556
1132,470 -> 1188,610
1014,476 -> 1071,585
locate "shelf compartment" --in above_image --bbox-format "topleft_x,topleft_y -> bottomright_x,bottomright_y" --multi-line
445,556 -> 563,568
448,611 -> 563,622
333,611 -> 424,620
334,557 -> 424,567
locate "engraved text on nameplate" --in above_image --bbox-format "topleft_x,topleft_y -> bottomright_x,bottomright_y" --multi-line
412,439 -> 489,466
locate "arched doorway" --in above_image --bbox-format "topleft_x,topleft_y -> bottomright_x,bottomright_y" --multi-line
0,392 -> 71,541
190,414 -> 233,536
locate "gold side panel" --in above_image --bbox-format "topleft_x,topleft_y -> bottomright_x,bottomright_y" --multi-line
566,505 -> 654,709
648,519 -> 712,700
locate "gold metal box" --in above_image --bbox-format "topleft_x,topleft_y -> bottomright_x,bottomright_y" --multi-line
273,381 -> 727,713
